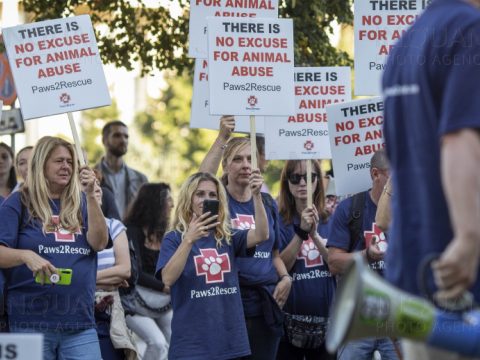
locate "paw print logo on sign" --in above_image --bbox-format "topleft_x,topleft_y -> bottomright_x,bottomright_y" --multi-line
297,237 -> 323,267
231,214 -> 255,230
60,93 -> 71,104
247,95 -> 258,107
194,248 -> 231,284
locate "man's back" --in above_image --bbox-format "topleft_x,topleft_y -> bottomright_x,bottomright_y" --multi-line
383,0 -> 480,298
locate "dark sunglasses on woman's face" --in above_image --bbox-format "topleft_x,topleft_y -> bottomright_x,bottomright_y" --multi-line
288,173 -> 318,185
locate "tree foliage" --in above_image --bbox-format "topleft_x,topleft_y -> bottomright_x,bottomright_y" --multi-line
23,0 -> 353,74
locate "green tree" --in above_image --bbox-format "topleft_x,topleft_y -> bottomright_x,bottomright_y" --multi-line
81,100 -> 120,165
23,0 -> 353,74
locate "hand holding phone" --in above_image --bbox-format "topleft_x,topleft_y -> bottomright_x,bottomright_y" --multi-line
35,268 -> 73,285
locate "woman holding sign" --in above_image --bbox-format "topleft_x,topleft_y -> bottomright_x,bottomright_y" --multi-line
277,160 -> 336,360
200,117 -> 291,360
0,136 -> 108,360
156,171 -> 269,359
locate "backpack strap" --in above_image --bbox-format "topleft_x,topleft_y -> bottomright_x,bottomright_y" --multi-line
260,192 -> 276,224
347,191 -> 366,252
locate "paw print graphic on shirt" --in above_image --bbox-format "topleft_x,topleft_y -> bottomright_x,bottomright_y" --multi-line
201,256 -> 224,276
194,248 -> 231,283
297,237 -> 323,268
231,214 -> 255,230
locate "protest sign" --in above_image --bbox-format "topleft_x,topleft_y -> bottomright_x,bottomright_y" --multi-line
326,97 -> 384,196
190,59 -> 265,133
2,15 -> 111,120
354,0 -> 427,95
207,17 -> 295,116
264,66 -> 351,160
189,0 -> 279,58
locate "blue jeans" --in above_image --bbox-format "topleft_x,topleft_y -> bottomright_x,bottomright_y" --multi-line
338,338 -> 400,360
11,327 -> 101,360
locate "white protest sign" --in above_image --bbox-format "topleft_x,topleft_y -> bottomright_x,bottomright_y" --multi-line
0,334 -> 43,360
2,15 -> 111,120
264,67 -> 351,160
189,0 -> 279,58
326,97 -> 384,196
354,0 -> 426,95
207,17 -> 295,116
190,59 -> 264,133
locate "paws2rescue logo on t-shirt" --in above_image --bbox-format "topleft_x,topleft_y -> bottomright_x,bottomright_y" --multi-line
231,214 -> 255,230
194,248 -> 231,284
364,223 -> 388,252
297,237 -> 323,268
45,215 -> 81,242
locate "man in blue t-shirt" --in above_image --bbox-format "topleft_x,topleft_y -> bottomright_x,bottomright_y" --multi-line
327,149 -> 399,360
382,0 -> 480,358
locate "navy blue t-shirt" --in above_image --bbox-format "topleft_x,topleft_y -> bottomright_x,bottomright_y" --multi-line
227,192 -> 279,317
279,216 -> 335,317
383,0 -> 480,298
327,191 -> 386,275
0,191 -> 96,331
157,230 -> 250,360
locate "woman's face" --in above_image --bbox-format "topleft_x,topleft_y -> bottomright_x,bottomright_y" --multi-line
226,144 -> 251,188
165,190 -> 174,218
16,148 -> 32,181
287,161 -> 319,202
0,146 -> 13,176
45,146 -> 73,194
192,180 -> 218,217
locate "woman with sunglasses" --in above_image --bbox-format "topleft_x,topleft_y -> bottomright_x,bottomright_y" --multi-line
200,117 -> 292,360
277,160 -> 336,360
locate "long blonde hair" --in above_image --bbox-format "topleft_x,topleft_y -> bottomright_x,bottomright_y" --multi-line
172,172 -> 232,247
21,136 -> 82,233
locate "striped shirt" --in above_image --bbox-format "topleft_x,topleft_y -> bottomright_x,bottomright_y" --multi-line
97,218 -> 126,271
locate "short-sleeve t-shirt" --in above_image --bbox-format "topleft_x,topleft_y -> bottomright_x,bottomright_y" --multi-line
382,0 -> 480,297
278,216 -> 336,317
227,192 -> 279,316
156,230 -> 250,360
0,191 -> 96,331
97,218 -> 126,271
327,191 -> 387,275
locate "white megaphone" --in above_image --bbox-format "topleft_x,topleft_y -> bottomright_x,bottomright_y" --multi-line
326,253 -> 480,356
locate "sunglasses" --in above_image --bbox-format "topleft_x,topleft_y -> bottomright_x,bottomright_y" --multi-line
288,173 -> 318,185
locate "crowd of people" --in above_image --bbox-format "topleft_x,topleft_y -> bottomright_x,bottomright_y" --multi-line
2,2 -> 480,358
0,117 -> 398,360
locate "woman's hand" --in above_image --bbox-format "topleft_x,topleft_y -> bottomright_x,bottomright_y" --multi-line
249,169 -> 264,196
79,166 -> 97,195
300,206 -> 319,234
21,250 -> 57,283
183,212 -> 219,244
219,115 -> 235,141
273,276 -> 292,309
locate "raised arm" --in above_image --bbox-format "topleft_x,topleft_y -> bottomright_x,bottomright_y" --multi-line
246,169 -> 269,247
199,116 -> 235,174
433,129 -> 480,300
162,212 -> 218,287
81,167 -> 108,252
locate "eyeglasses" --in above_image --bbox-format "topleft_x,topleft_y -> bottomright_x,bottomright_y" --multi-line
288,173 -> 318,185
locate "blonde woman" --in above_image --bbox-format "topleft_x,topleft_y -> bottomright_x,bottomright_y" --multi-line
0,136 -> 107,360
157,172 -> 269,360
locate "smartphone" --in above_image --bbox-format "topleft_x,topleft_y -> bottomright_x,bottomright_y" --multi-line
35,268 -> 73,285
203,199 -> 219,218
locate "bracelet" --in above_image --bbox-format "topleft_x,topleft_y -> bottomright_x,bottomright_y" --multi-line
280,274 -> 293,282
293,224 -> 309,240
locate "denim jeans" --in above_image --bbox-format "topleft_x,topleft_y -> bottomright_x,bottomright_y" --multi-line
338,337 -> 400,360
10,327 -> 101,360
